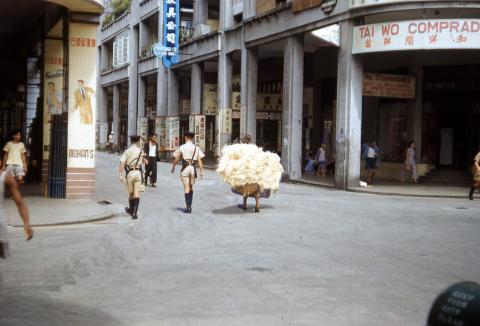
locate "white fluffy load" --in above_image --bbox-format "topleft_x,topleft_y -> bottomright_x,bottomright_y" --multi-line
217,144 -> 284,192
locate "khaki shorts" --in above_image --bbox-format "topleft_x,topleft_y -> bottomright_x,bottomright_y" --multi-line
6,165 -> 25,177
180,165 -> 196,187
126,170 -> 142,195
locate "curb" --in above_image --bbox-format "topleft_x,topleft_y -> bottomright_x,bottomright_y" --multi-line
348,188 -> 471,199
10,211 -> 115,228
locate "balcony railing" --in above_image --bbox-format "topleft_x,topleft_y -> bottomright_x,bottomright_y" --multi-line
100,64 -> 129,85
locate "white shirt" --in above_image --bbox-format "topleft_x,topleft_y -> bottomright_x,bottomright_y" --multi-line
173,141 -> 205,161
367,147 -> 376,158
148,143 -> 157,157
317,148 -> 326,162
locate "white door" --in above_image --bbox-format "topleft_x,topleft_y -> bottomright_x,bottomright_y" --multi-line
440,128 -> 454,165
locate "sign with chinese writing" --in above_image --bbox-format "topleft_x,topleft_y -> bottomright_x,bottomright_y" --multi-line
43,38 -> 64,161
350,0 -> 442,9
68,23 -> 97,169
189,114 -> 206,152
155,116 -> 167,151
137,117 -> 149,147
162,0 -> 180,68
220,108 -> 232,134
165,116 -> 180,150
353,19 -> 480,54
203,84 -> 218,115
363,73 -> 416,99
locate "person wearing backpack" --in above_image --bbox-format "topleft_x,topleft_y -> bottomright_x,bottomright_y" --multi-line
119,135 -> 147,220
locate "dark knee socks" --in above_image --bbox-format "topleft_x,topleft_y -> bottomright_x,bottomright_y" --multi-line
184,191 -> 194,208
132,198 -> 140,217
469,186 -> 475,200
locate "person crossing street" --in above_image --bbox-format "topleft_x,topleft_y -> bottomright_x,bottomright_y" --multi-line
144,134 -> 159,187
119,135 -> 147,220
171,131 -> 205,213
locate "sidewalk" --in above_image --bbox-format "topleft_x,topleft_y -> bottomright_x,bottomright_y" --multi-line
4,197 -> 117,227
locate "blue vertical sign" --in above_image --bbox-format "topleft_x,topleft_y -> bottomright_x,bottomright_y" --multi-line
162,0 -> 180,68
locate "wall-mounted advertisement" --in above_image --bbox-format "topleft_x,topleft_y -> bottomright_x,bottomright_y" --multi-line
43,39 -> 64,160
165,116 -> 180,151
68,23 -> 97,168
162,0 -> 180,68
189,114 -> 206,152
137,117 -> 149,147
203,84 -> 218,115
353,19 -> 480,54
155,116 -> 167,151
363,73 -> 416,99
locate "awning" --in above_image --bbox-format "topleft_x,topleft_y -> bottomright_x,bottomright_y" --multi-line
44,0 -> 104,14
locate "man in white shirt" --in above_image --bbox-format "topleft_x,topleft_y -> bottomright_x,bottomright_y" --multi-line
171,131 -> 205,213
144,134 -> 159,187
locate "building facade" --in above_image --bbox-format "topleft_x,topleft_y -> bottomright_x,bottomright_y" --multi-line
97,0 -> 480,190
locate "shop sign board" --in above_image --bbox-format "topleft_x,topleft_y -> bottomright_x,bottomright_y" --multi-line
220,108 -> 232,134
67,23 -> 97,169
353,19 -> 480,54
137,117 -> 149,147
203,84 -> 218,115
43,38 -> 64,160
161,0 -> 180,68
155,116 -> 167,151
350,0 -> 443,9
363,73 -> 415,99
189,115 -> 206,152
165,116 -> 180,150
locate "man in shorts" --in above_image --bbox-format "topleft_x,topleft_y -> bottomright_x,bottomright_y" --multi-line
2,131 -> 28,184
171,131 -> 205,213
119,135 -> 146,220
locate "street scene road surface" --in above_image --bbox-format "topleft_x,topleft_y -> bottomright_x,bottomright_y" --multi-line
1,152 -> 479,326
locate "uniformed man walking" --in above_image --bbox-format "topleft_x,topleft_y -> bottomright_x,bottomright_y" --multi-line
119,135 -> 146,219
171,131 -> 205,213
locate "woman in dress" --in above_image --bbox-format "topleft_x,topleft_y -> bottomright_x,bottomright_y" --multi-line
401,141 -> 417,183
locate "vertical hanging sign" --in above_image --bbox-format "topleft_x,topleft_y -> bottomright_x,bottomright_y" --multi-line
162,0 -> 180,68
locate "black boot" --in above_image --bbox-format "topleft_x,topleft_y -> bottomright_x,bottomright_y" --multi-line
132,198 -> 140,219
188,191 -> 193,213
125,199 -> 133,215
469,187 -> 475,200
184,193 -> 191,213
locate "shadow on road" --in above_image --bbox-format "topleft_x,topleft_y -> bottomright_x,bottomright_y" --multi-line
0,292 -> 121,326
211,205 -> 274,215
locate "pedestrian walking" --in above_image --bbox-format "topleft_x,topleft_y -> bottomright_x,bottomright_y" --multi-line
0,166 -> 33,258
2,130 -> 28,185
144,134 -> 159,187
468,150 -> 480,200
118,135 -> 147,220
401,141 -> 418,183
315,144 -> 327,177
107,131 -> 114,153
171,131 -> 205,213
363,141 -> 379,184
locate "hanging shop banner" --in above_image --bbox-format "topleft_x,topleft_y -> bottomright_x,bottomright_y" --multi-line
353,19 -> 480,54
137,117 -> 149,147
363,73 -> 416,99
350,0 -> 443,9
162,0 -> 180,68
67,23 -> 97,168
165,116 -> 180,151
189,114 -> 206,152
203,84 -> 218,115
43,38 -> 64,160
155,116 -> 167,151
220,108 -> 232,134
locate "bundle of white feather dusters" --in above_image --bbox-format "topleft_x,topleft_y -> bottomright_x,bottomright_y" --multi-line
217,144 -> 284,191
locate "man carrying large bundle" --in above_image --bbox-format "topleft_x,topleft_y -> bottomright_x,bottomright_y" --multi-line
217,143 -> 283,213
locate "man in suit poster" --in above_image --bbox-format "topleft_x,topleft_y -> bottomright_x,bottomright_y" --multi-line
73,80 -> 94,125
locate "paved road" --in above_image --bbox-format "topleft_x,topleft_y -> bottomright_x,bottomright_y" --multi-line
1,152 -> 479,326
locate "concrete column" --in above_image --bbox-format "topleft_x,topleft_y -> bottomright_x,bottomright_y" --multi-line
244,0 -> 257,19
113,85 -> 121,149
98,87 -> 109,147
191,62 -> 203,114
101,44 -> 108,70
157,69 -> 168,116
409,65 -> 423,159
219,0 -> 234,30
193,0 -> 208,27
240,46 -> 258,142
217,52 -> 233,152
335,20 -> 363,190
139,20 -> 148,57
138,76 -> 146,117
128,26 -> 139,140
168,69 -> 180,116
282,36 -> 304,180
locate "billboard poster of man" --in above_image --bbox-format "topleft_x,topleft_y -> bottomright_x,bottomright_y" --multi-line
73,80 -> 95,125
46,81 -> 62,115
